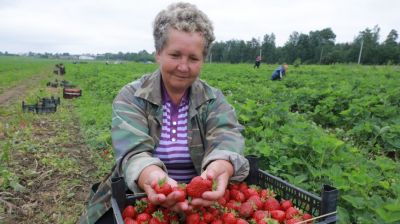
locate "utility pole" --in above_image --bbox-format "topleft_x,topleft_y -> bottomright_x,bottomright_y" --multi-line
319,47 -> 324,64
358,39 -> 364,64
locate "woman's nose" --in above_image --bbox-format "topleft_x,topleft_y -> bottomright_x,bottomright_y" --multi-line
177,58 -> 189,72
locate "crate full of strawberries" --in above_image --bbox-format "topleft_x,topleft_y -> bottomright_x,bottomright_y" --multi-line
111,155 -> 338,224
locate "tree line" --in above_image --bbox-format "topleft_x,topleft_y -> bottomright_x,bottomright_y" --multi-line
2,25 -> 398,65
209,25 -> 399,65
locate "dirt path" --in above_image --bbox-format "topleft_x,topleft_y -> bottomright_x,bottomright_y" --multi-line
0,74 -> 102,223
0,75 -> 46,105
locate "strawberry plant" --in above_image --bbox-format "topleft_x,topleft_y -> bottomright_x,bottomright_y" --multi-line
65,62 -> 400,223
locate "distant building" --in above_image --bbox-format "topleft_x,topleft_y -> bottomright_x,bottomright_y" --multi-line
78,55 -> 95,60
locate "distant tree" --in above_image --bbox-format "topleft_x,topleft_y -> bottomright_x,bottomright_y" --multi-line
309,28 -> 336,63
381,29 -> 399,64
352,25 -> 381,64
282,31 -> 300,63
209,42 -> 226,62
262,33 -> 277,63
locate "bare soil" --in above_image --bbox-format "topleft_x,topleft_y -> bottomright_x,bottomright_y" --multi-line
0,76 -> 44,105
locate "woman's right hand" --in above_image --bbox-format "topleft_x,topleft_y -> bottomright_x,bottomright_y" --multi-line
138,165 -> 189,212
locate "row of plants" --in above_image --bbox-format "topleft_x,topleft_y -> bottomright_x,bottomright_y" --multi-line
0,56 -> 55,94
0,59 -> 109,223
66,62 -> 400,223
0,59 -> 55,192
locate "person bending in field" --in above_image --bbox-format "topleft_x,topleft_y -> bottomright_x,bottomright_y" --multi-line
79,2 -> 249,223
271,63 -> 288,81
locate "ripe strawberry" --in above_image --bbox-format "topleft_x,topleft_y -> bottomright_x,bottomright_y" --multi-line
122,205 -> 136,219
222,212 -> 237,224
153,177 -> 173,196
270,210 -> 285,222
230,189 -> 246,202
302,213 -> 313,224
149,210 -> 166,224
264,197 -> 281,211
228,183 -> 240,190
137,198 -> 156,214
252,210 -> 268,221
238,182 -> 248,193
260,189 -> 275,200
124,217 -> 136,224
160,207 -> 175,223
223,189 -> 230,201
217,196 -> 226,206
208,207 -> 220,217
210,220 -> 223,224
238,201 -> 256,218
247,195 -> 263,210
136,213 -> 151,224
259,218 -> 279,224
280,199 -> 293,211
186,176 -> 214,198
244,187 -> 260,199
186,213 -> 200,224
285,207 -> 300,219
236,218 -> 249,224
226,200 -> 241,211
202,211 -> 213,223
286,218 -> 302,224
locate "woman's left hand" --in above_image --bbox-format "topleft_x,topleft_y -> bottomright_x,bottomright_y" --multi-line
189,159 -> 234,207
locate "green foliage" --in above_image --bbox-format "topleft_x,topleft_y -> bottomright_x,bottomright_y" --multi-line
0,56 -> 55,94
62,62 -> 400,223
293,58 -> 301,67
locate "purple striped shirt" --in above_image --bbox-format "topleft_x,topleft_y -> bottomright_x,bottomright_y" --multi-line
154,85 -> 196,183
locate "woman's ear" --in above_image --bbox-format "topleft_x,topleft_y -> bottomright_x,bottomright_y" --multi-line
155,51 -> 161,63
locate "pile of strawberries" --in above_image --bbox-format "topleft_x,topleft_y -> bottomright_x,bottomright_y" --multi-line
122,176 -> 314,224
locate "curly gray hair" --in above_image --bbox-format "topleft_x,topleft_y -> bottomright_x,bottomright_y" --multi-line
153,2 -> 215,58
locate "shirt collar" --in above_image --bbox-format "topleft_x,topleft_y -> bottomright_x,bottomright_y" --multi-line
161,79 -> 189,106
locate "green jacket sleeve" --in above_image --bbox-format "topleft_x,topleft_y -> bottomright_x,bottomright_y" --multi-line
111,82 -> 166,193
201,89 -> 249,181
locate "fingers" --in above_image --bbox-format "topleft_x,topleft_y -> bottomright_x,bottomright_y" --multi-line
170,201 -> 189,213
190,198 -> 214,207
143,182 -> 165,204
201,168 -> 229,201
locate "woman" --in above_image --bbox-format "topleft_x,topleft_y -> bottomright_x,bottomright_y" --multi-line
271,63 -> 288,80
80,3 -> 249,223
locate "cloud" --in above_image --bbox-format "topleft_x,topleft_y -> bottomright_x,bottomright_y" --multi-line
1,0 -> 399,54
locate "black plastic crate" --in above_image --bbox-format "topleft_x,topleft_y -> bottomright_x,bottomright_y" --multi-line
22,97 -> 60,114
244,155 -> 338,223
46,81 -> 59,88
40,96 -> 61,106
60,80 -> 77,88
22,101 -> 37,113
110,155 -> 338,224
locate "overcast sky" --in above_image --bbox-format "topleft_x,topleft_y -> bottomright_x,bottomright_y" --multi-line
1,0 -> 399,54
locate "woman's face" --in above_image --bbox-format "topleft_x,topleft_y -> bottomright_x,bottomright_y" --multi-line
156,29 -> 205,94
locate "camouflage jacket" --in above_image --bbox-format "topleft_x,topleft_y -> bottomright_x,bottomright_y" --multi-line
79,70 -> 249,223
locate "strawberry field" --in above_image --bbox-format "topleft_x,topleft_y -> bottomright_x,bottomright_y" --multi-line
1,58 -> 400,223
66,62 -> 400,223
